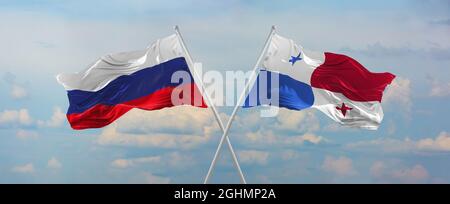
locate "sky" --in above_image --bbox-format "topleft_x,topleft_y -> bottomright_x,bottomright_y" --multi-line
0,0 -> 449,183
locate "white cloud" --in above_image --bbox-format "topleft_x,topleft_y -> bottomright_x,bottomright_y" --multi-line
2,72 -> 29,100
428,77 -> 450,97
370,161 -> 386,179
347,138 -> 416,153
321,156 -> 357,177
111,156 -> 161,169
98,124 -> 213,149
37,107 -> 65,128
11,84 -> 28,99
115,106 -> 219,135
110,152 -> 194,173
274,109 -> 320,132
97,107 -> 220,149
287,133 -> 323,145
322,123 -> 358,132
280,150 -> 303,161
0,109 -> 33,127
243,130 -> 278,145
16,129 -> 39,140
370,161 -> 429,183
111,159 -> 132,169
12,163 -> 34,174
164,152 -> 196,169
98,125 -> 178,148
430,82 -> 450,97
383,77 -> 412,115
130,172 -> 170,184
238,150 -> 269,165
416,132 -> 450,151
0,106 -> 67,130
346,131 -> 450,153
47,157 -> 62,169
0,107 -> 66,129
243,130 -> 324,147
231,109 -> 325,148
236,109 -> 319,134
391,165 -> 429,183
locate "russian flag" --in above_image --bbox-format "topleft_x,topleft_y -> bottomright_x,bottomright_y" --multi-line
57,35 -> 207,130
244,34 -> 395,130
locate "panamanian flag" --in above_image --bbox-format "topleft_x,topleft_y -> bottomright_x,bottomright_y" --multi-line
244,33 -> 396,130
57,34 -> 207,130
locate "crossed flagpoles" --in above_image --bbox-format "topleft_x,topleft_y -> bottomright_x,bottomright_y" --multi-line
174,26 -> 276,184
58,23 -> 392,183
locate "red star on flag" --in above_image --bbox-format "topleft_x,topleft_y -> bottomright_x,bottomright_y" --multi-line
336,103 -> 353,117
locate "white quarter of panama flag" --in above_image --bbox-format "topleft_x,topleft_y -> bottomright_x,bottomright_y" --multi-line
256,33 -> 395,130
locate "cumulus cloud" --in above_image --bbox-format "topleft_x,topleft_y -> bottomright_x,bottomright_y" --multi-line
110,152 -> 194,175
280,149 -> 304,161
391,165 -> 430,183
111,156 -> 161,169
2,72 -> 29,100
236,109 -> 320,134
238,150 -> 269,165
16,129 -> 39,140
12,163 -> 34,174
231,109 -> 324,148
98,124 -> 212,150
0,109 -> 33,127
370,161 -> 429,183
383,77 -> 412,116
347,138 -> 416,153
0,107 -> 66,129
321,156 -> 357,177
291,133 -> 323,144
346,131 -> 450,153
99,125 -> 181,148
164,151 -> 196,169
243,130 -> 324,147
47,157 -> 62,169
427,76 -> 450,97
115,106 -> 219,135
322,123 -> 359,132
274,109 -> 320,133
130,172 -> 170,184
37,107 -> 66,128
416,132 -> 450,151
97,107 -> 220,149
11,84 -> 28,99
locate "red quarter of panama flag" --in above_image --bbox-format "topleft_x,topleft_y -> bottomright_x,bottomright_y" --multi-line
311,52 -> 395,102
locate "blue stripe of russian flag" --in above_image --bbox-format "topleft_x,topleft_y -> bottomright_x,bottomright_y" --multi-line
66,57 -> 207,130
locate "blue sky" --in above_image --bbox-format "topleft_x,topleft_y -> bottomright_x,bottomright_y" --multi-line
0,0 -> 449,183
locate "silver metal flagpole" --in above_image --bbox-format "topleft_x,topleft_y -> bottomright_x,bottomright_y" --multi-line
203,26 -> 277,184
174,26 -> 247,184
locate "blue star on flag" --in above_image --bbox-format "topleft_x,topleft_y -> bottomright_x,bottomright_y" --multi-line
289,52 -> 302,66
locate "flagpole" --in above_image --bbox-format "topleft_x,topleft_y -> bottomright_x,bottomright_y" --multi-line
174,26 -> 247,184
203,26 -> 276,184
